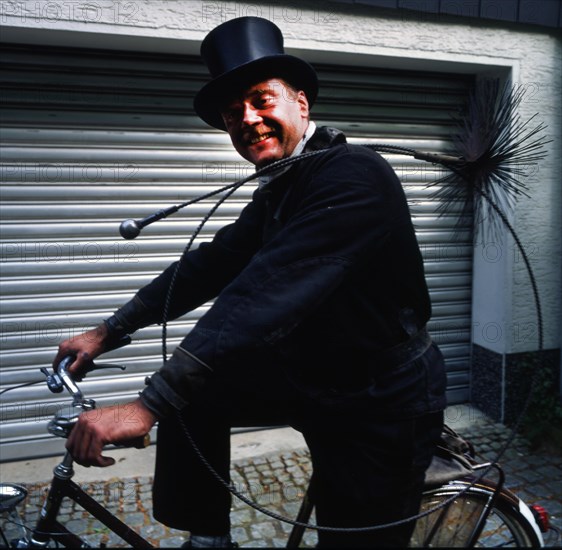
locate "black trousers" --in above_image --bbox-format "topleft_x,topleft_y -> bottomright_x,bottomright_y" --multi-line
152,360 -> 443,547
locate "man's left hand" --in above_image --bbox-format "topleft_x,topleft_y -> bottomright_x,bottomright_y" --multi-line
65,398 -> 157,467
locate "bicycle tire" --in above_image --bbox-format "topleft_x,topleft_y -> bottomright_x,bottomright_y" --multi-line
410,479 -> 543,547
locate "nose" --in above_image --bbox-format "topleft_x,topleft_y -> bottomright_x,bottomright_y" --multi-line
242,102 -> 262,126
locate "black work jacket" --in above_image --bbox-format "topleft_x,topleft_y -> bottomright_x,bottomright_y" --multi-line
131,127 -> 446,418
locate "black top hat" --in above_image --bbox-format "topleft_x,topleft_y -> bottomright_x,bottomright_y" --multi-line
193,17 -> 318,131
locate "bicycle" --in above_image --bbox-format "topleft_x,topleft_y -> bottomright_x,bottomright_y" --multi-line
0,356 -> 552,548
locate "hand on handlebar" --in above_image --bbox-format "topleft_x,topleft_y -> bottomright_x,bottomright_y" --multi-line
66,398 -> 157,468
53,324 -> 109,380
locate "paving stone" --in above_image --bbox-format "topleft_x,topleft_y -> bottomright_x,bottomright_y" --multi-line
282,501 -> 302,517
140,491 -> 152,503
82,533 -> 105,546
23,510 -> 39,523
105,530 -> 128,547
231,508 -> 253,525
64,517 -> 89,533
139,481 -> 152,493
0,523 -> 21,542
168,527 -> 188,536
159,535 -> 187,547
140,522 -> 167,539
302,530 -> 319,547
524,454 -> 549,466
231,525 -> 250,543
260,476 -> 276,486
516,469 -> 545,484
250,520 -> 276,539
122,502 -> 139,513
532,483 -> 559,500
280,520 -> 294,534
275,472 -> 291,483
504,457 -> 530,471
123,511 -> 145,526
244,540 -> 267,547
542,465 -> 562,479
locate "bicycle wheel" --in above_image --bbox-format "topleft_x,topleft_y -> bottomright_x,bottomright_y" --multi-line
410,479 -> 543,547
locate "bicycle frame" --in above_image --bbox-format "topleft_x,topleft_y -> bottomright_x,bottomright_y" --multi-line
25,451 -> 152,549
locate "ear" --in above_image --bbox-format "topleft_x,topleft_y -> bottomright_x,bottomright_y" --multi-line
297,90 -> 310,118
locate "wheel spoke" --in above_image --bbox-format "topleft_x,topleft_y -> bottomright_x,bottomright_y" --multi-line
409,484 -> 538,547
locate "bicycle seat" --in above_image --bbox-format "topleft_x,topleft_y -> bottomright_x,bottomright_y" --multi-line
0,484 -> 27,513
424,425 -> 475,488
424,452 -> 473,488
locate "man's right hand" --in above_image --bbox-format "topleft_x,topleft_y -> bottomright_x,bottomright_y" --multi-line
53,323 -> 109,380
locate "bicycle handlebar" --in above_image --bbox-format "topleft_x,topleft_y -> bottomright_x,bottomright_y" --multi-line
47,355 -> 150,450
57,356 -> 83,400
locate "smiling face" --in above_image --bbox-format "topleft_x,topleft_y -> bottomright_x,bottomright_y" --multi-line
221,78 -> 310,168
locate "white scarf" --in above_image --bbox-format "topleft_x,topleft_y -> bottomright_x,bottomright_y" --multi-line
258,120 -> 317,190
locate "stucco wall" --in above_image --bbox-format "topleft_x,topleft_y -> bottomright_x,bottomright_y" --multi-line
2,0 -> 561,355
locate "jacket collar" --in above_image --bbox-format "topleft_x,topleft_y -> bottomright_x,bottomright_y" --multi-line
303,126 -> 347,152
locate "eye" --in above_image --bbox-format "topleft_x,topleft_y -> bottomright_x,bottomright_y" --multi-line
221,105 -> 241,124
255,94 -> 275,108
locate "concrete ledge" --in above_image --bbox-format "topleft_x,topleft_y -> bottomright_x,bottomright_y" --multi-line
0,427 -> 307,484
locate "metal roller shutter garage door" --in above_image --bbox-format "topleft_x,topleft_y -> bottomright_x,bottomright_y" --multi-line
0,43 -> 473,461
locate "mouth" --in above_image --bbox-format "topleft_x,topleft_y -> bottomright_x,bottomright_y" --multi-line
247,131 -> 276,145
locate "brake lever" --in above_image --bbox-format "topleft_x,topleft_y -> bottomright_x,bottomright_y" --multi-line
41,362 -> 127,394
89,363 -> 126,371
40,367 -> 64,393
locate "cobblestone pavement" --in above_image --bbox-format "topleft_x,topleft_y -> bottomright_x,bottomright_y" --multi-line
2,417 -> 561,548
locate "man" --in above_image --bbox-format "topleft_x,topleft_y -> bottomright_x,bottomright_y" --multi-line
57,17 -> 447,548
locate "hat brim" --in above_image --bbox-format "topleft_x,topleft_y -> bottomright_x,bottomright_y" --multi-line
193,55 -> 318,131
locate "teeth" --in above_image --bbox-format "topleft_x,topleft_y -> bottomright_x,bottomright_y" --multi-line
250,132 -> 273,145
